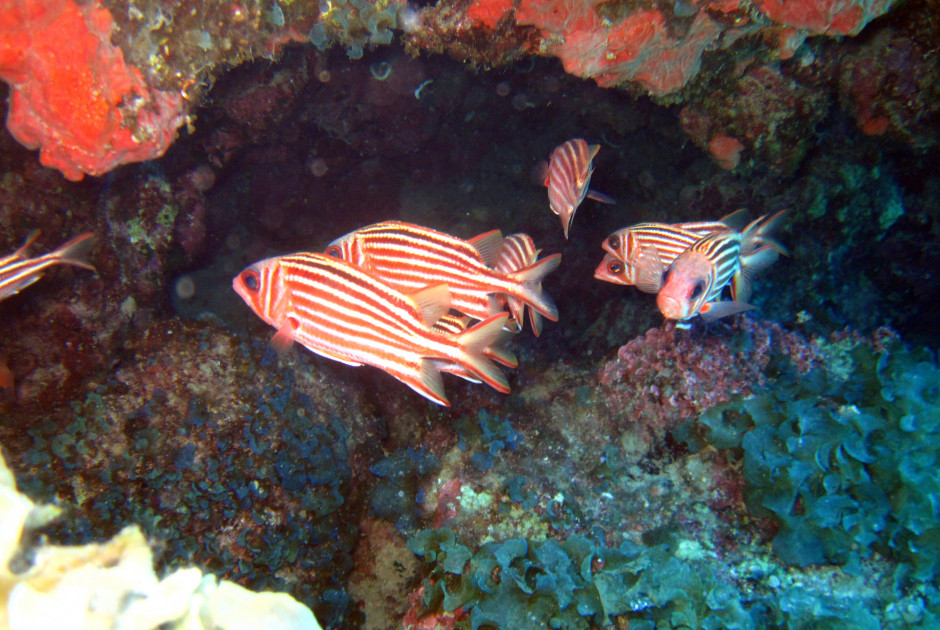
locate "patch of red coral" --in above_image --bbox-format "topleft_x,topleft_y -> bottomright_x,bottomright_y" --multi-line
0,0 -> 186,180
759,0 -> 897,36
467,0 -> 514,29
516,0 -> 722,95
709,134 -> 744,170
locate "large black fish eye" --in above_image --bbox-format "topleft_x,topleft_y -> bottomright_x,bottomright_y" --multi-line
607,235 -> 620,250
690,281 -> 705,300
242,270 -> 260,292
326,245 -> 342,258
608,261 -> 624,275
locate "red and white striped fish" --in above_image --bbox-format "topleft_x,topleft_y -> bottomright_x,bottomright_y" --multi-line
492,233 -> 546,336
325,221 -> 561,326
594,210 -> 749,293
233,251 -> 511,407
656,212 -> 786,325
540,138 -> 615,239
0,231 -> 96,302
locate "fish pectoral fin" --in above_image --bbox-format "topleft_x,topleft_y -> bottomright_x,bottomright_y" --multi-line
633,245 -> 665,294
270,325 -> 296,355
699,300 -> 755,323
586,189 -> 616,205
468,230 -> 504,266
410,284 -> 452,326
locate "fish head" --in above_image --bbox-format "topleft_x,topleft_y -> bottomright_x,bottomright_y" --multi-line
602,229 -> 629,260
232,256 -> 289,327
656,251 -> 714,320
324,231 -> 362,265
593,253 -> 633,286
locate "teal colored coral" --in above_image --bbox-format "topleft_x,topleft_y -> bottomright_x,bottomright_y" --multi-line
684,338 -> 940,580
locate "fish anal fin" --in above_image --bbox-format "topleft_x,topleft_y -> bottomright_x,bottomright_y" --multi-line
700,300 -> 755,323
415,360 -> 450,407
411,284 -> 451,326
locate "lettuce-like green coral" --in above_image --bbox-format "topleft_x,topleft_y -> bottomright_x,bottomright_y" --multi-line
685,338 -> 940,579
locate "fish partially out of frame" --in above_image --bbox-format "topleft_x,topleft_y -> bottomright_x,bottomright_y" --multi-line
0,231 -> 96,302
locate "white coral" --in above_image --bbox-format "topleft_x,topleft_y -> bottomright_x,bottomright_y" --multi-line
0,451 -> 322,630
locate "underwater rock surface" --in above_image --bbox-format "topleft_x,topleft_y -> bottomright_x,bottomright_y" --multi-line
0,1 -> 939,629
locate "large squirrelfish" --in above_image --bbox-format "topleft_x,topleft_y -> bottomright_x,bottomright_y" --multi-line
656,212 -> 786,325
541,138 -> 615,239
0,231 -> 96,302
233,251 -> 511,407
326,221 -> 561,325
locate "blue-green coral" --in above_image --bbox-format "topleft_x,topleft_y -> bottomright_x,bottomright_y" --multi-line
682,338 -> 940,578
308,0 -> 403,59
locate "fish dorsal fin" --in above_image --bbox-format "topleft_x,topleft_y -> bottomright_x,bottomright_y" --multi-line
717,208 -> 750,231
468,230 -> 504,267
699,300 -> 755,323
411,284 -> 452,326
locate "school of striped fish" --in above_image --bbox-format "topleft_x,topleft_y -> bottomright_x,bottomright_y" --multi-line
0,137 -> 786,407
234,221 -> 562,406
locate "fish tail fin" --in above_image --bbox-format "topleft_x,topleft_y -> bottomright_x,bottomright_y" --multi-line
507,253 -> 562,321
455,313 -> 511,393
50,233 -> 97,271
742,210 -> 787,257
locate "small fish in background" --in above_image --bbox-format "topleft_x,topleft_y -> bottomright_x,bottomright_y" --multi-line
232,251 -> 511,407
656,212 -> 786,326
492,233 -> 546,336
595,210 -> 749,293
539,138 -> 615,239
326,221 -> 562,326
0,231 -> 96,302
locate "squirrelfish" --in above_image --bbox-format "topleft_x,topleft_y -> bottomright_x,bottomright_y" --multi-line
492,233 -> 545,336
326,221 -> 561,326
0,231 -> 96,302
656,212 -> 786,325
233,251 -> 511,407
594,210 -> 749,293
540,138 -> 615,238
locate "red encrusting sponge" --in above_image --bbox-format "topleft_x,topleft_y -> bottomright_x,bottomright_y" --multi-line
0,0 -> 186,181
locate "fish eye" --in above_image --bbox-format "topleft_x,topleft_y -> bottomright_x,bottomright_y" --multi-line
608,261 -> 624,275
242,270 -> 260,292
690,281 -> 705,300
607,235 -> 620,250
326,245 -> 342,258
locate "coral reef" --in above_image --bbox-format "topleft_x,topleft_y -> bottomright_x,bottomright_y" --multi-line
0,0 -> 186,180
0,448 -> 322,629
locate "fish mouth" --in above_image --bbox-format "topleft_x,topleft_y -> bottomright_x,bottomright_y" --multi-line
657,294 -> 685,320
